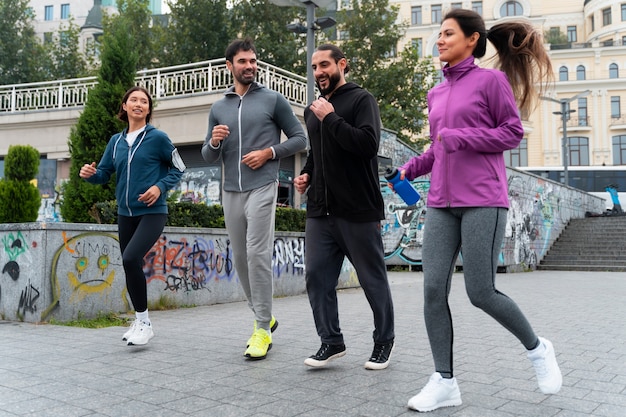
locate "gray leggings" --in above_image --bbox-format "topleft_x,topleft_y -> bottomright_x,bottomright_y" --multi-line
422,207 -> 539,378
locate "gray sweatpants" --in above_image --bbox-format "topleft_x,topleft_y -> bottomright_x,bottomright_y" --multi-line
222,181 -> 278,331
422,207 -> 539,378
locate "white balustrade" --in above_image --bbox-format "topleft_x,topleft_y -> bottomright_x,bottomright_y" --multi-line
0,59 -> 307,114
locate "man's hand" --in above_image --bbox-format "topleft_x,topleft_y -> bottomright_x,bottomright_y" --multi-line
241,149 -> 272,170
210,124 -> 230,147
309,97 -> 334,121
294,173 -> 310,194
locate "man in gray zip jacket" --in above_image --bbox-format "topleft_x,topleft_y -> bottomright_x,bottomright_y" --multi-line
202,37 -> 307,360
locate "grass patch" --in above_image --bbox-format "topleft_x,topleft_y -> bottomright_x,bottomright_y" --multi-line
49,311 -> 130,328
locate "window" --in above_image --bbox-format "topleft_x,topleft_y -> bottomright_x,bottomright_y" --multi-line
578,98 -> 588,127
61,4 -> 69,19
411,38 -> 423,57
411,6 -> 422,25
504,138 -> 528,167
500,1 -> 523,17
609,63 -> 619,78
44,5 -> 53,21
559,66 -> 568,81
603,8 -> 612,26
567,26 -> 577,42
451,3 -> 462,9
472,1 -> 483,15
611,96 -> 621,118
613,135 -> 626,164
432,44 -> 439,57
622,4 -> 626,21
432,4 -> 442,24
568,137 -> 589,166
43,32 -> 53,45
590,15 -> 595,32
576,65 -> 586,80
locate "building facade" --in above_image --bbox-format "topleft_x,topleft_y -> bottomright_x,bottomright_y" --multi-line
389,0 -> 626,197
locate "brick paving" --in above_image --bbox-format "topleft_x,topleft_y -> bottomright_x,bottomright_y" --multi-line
0,270 -> 624,417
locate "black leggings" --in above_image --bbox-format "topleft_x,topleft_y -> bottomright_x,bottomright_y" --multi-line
118,214 -> 167,312
422,207 -> 538,378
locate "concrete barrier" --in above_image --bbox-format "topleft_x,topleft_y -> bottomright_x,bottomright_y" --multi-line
0,223 -> 358,323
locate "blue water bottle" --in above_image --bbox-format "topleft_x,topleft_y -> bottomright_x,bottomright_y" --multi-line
385,167 -> 420,206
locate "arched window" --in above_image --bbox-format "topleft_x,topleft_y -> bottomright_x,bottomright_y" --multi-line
432,44 -> 439,57
559,66 -> 568,81
500,1 -> 523,17
609,63 -> 619,79
576,65 -> 586,80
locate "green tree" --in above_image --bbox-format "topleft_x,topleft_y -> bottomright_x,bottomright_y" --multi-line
60,12 -> 138,223
0,145 -> 41,223
115,0 -> 157,70
0,0 -> 49,84
45,18 -> 92,80
337,0 -> 435,145
231,0 -> 308,73
158,0 -> 235,66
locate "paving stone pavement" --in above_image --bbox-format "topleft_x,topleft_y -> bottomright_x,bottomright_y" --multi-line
1,270 -> 625,417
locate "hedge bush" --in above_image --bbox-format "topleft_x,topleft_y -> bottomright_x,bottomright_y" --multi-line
90,201 -> 306,232
0,145 -> 41,223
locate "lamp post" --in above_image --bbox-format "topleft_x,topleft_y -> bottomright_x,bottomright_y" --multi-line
540,90 -> 591,186
269,0 -> 336,104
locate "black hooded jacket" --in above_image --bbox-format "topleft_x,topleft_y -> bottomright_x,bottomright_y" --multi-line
301,82 -> 384,222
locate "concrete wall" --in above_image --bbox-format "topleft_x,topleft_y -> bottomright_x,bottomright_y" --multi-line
0,224 -> 358,323
0,167 -> 605,323
381,167 -> 606,272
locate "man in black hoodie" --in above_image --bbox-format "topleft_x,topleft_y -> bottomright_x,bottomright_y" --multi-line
294,44 -> 395,370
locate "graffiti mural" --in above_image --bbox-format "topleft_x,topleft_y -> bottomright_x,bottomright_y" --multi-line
43,231 -> 126,320
381,179 -> 430,265
380,168 -> 605,270
0,231 -> 40,320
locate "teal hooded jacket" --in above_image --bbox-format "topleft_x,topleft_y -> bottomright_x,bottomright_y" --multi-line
87,124 -> 185,217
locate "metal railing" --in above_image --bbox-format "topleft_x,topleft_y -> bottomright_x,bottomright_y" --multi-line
0,59 -> 308,114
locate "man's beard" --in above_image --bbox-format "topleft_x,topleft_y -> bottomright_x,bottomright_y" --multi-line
235,70 -> 255,85
317,71 -> 341,96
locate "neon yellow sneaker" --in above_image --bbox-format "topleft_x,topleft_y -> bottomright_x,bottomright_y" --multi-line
246,316 -> 278,347
244,328 -> 272,360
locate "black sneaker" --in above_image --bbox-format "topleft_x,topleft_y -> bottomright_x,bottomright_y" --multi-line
364,341 -> 394,370
304,343 -> 346,367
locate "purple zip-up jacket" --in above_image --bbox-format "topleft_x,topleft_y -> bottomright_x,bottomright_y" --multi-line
400,56 -> 523,208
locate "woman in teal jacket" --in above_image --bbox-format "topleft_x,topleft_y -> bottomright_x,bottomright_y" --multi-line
398,9 -> 561,412
80,86 -> 185,346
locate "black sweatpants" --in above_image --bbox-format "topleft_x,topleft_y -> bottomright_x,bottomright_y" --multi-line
305,216 -> 395,345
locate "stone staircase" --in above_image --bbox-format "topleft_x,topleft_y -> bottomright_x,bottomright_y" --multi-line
538,216 -> 626,271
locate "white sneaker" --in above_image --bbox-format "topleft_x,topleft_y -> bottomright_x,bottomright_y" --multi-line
528,337 -> 562,394
122,319 -> 139,341
407,372 -> 462,412
126,321 -> 154,346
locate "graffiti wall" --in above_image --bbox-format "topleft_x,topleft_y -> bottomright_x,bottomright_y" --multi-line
381,168 -> 606,271
0,224 -> 358,323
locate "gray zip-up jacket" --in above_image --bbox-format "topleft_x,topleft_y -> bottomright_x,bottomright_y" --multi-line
201,82 -> 307,192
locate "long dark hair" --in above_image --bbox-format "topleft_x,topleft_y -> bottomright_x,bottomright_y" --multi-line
117,86 -> 153,124
443,8 -> 553,116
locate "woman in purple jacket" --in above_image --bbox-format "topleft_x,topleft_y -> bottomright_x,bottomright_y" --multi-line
399,9 -> 560,412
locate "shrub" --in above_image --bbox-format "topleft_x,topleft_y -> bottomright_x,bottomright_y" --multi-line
89,201 -> 306,231
0,145 -> 41,223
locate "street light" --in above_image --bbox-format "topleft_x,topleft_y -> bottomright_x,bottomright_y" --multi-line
269,0 -> 336,104
540,90 -> 591,186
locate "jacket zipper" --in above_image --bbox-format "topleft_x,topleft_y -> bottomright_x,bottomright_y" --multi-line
443,77 -> 453,208
320,118 -> 330,215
